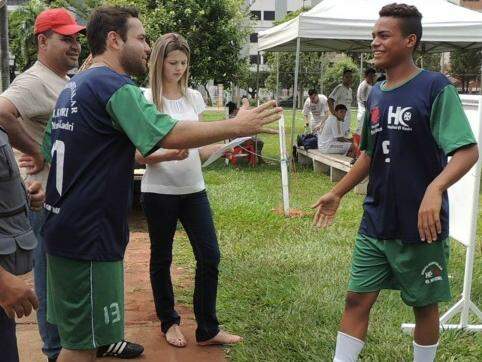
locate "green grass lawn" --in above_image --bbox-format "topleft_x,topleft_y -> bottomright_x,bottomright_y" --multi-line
172,109 -> 482,361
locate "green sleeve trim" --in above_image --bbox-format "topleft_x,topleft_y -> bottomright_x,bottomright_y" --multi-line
106,84 -> 177,157
41,119 -> 52,163
360,110 -> 374,156
430,84 -> 477,156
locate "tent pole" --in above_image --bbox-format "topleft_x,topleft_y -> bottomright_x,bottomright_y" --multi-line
256,51 -> 260,106
276,53 -> 280,101
290,37 -> 301,156
360,53 -> 364,81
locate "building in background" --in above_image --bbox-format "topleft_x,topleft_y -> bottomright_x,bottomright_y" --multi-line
6,0 -> 27,10
460,0 -> 482,11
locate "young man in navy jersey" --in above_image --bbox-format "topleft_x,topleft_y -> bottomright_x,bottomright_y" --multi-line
312,4 -> 478,362
41,6 -> 282,362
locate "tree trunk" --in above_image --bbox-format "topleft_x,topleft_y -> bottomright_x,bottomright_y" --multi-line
203,84 -> 213,106
298,84 -> 304,109
0,3 -> 10,92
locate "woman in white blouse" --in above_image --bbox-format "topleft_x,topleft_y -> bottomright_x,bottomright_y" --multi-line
135,33 -> 242,348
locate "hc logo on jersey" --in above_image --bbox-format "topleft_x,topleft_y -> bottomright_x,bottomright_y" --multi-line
387,106 -> 413,127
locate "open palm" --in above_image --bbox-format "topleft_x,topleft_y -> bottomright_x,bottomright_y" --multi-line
312,192 -> 341,228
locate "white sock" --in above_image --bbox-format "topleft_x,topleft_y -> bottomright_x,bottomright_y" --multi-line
333,331 -> 365,362
413,340 -> 439,362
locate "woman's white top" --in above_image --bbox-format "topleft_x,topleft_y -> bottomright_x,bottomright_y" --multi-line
141,88 -> 206,195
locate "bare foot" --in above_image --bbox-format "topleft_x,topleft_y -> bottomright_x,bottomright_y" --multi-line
197,330 -> 243,346
165,325 -> 187,348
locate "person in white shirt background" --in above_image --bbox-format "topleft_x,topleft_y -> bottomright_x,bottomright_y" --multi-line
356,68 -> 376,135
135,33 -> 243,348
328,69 -> 354,136
303,88 -> 329,132
318,104 -> 354,155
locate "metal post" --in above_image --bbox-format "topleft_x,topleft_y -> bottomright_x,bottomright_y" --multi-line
290,37 -> 301,152
279,114 -> 290,216
0,2 -> 10,92
256,51 -> 260,105
276,53 -> 280,101
360,53 -> 364,80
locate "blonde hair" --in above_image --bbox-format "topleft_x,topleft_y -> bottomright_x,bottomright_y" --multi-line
149,33 -> 191,112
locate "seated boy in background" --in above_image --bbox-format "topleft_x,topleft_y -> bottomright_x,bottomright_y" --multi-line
318,104 -> 354,156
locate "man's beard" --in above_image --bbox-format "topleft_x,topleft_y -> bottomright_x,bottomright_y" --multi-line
119,49 -> 147,77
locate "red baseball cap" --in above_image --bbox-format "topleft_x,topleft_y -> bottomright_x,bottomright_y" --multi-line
34,8 -> 85,35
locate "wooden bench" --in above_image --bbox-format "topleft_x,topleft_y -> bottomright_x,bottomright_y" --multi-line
296,147 -> 368,194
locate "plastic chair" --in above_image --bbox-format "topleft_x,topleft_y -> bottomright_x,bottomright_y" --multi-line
228,139 -> 258,167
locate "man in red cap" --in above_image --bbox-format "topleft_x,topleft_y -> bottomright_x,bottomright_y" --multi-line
0,7 -> 143,361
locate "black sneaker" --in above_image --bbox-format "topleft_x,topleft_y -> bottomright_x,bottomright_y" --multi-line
96,340 -> 144,359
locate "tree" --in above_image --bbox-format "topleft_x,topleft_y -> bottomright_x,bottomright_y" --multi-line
237,65 -> 268,99
9,0 -> 252,104
262,7 -> 325,106
111,0 -> 251,103
322,56 -> 359,98
8,0 -> 100,73
450,49 -> 481,93
414,51 -> 441,72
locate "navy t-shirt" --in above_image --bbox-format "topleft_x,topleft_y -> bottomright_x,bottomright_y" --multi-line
360,70 -> 476,244
42,67 -> 177,261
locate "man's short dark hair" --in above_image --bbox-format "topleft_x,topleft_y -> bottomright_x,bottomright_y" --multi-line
343,69 -> 352,76
379,3 -> 423,51
87,6 -> 139,56
335,104 -> 347,112
365,68 -> 376,77
308,89 -> 318,96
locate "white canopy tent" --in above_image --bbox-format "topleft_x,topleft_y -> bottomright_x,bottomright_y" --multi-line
258,0 -> 482,53
259,0 -> 482,147
258,0 -> 482,334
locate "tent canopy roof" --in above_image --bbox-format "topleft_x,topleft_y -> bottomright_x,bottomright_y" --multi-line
258,0 -> 482,53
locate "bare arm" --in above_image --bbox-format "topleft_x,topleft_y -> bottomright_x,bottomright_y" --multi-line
332,152 -> 370,198
327,98 -> 335,115
302,99 -> 310,126
199,144 -> 225,162
418,144 -> 479,242
312,152 -> 371,227
135,149 -> 189,165
159,101 -> 282,149
0,98 -> 41,155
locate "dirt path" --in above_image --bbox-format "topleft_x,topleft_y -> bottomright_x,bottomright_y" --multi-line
16,210 -> 226,362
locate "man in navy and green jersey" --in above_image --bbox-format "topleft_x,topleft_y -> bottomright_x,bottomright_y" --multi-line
312,4 -> 478,362
41,6 -> 282,362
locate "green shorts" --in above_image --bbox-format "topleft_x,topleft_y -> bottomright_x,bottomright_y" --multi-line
348,234 -> 451,307
47,254 -> 124,350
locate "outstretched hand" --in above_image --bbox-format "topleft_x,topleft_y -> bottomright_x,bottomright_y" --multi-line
311,191 -> 341,228
234,101 -> 283,136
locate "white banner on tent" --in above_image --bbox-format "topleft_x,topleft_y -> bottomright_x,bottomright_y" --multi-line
402,95 -> 482,333
448,96 -> 481,247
